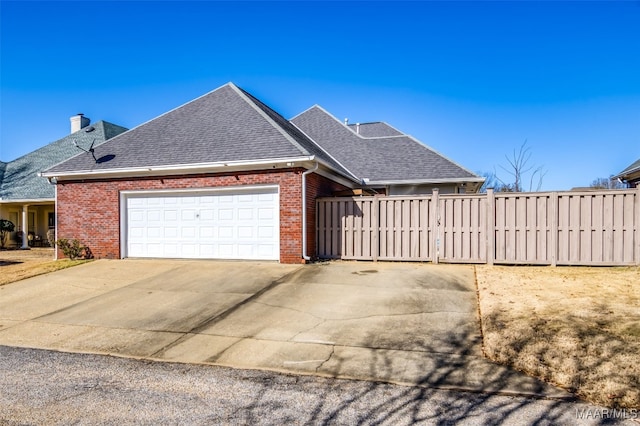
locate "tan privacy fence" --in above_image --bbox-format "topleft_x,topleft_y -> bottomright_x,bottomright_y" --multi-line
316,188 -> 640,266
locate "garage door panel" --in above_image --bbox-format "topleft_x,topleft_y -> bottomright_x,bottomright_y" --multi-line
181,227 -> 197,238
129,243 -> 144,256
218,244 -> 234,257
237,244 -> 254,257
200,209 -> 215,220
237,226 -> 253,239
219,209 -> 234,220
164,210 -> 178,221
181,210 -> 196,221
258,208 -> 274,220
181,244 -> 198,256
199,244 -> 216,256
164,227 -> 178,238
147,244 -> 165,256
200,227 -> 215,238
126,187 -> 279,260
258,244 -> 276,257
163,244 -> 179,257
238,208 -> 253,220
218,226 -> 234,239
146,210 -> 161,221
258,226 -> 274,238
147,227 -> 162,238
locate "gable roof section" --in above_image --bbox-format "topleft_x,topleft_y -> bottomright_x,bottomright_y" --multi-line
236,87 -> 355,179
0,121 -> 127,201
291,105 -> 481,184
614,158 -> 640,180
45,83 -> 354,180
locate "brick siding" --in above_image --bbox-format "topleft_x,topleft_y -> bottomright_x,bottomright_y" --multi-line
305,173 -> 349,260
56,169 -> 309,263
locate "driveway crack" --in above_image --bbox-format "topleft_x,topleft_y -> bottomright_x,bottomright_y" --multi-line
315,345 -> 335,373
290,318 -> 328,343
254,301 -> 325,320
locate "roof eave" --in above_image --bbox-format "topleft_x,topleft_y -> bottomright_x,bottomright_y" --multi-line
43,154 -> 363,187
613,167 -> 640,180
0,198 -> 54,204
42,156 -> 317,181
364,177 -> 486,186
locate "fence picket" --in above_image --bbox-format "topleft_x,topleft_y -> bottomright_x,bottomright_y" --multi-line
317,188 -> 638,266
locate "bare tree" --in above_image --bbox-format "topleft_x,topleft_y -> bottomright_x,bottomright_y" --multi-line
477,171 -> 499,193
589,176 -> 626,190
495,140 -> 547,192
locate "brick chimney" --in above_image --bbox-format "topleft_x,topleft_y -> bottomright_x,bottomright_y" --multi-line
70,113 -> 90,133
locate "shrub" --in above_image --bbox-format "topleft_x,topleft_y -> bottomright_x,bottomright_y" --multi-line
0,219 -> 15,249
55,238 -> 88,260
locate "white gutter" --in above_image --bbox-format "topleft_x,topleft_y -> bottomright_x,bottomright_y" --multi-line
42,155 -> 362,186
41,156 -> 315,180
301,161 -> 319,261
364,177 -> 485,185
54,184 -> 58,260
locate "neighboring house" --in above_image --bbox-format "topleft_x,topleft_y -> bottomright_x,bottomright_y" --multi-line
0,116 -> 127,248
614,159 -> 640,188
43,82 -> 484,263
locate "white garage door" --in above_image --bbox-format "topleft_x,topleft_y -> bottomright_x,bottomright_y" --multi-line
124,187 -> 279,260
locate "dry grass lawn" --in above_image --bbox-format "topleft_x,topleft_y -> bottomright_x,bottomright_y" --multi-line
476,265 -> 640,409
0,248 -> 90,286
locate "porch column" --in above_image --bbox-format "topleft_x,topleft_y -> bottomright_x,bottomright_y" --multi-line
21,204 -> 29,249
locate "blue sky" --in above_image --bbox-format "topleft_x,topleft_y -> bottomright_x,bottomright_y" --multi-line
1,1 -> 639,191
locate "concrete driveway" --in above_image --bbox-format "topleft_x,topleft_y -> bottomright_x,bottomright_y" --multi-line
0,259 -> 569,398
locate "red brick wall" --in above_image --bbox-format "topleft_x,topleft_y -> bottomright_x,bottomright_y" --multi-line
305,173 -> 349,260
56,169 -> 306,264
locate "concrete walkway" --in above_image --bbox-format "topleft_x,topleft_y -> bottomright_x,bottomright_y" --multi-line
0,259 -> 571,399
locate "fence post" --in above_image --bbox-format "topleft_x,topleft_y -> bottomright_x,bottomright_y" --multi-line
431,188 -> 440,264
372,195 -> 379,262
486,188 -> 495,265
550,192 -> 558,267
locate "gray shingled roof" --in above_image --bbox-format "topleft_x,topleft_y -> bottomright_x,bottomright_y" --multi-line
46,83 -> 351,177
236,87 -> 354,179
0,121 -> 127,200
292,106 -> 480,183
43,83 -> 481,186
347,122 -> 403,137
614,158 -> 640,179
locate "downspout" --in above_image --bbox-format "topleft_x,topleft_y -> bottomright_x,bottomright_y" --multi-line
301,161 -> 319,261
54,182 -> 58,260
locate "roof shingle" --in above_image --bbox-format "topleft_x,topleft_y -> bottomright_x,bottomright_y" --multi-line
43,83 -> 481,186
46,83 -> 349,176
0,121 -> 127,200
292,106 -> 479,183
